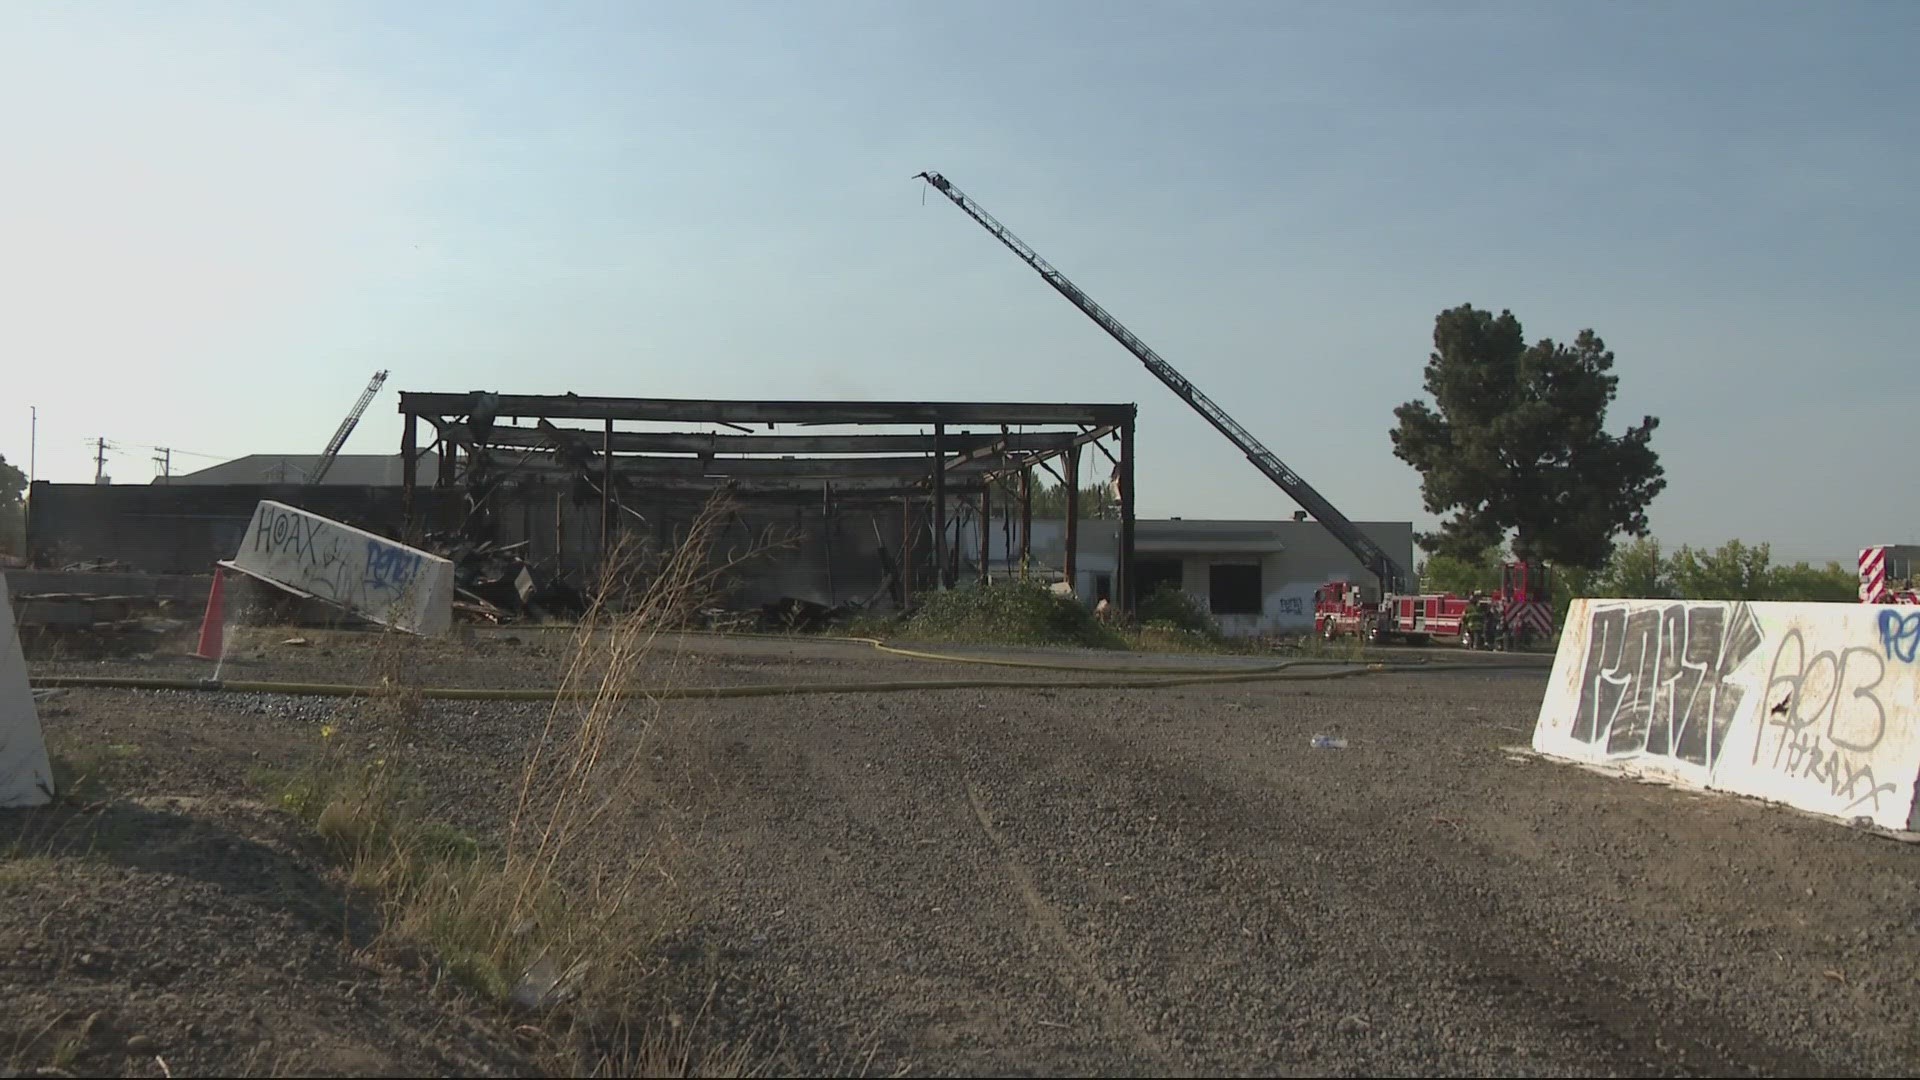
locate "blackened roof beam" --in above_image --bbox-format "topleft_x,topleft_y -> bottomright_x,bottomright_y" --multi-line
401,393 -> 1135,428
506,453 -> 1002,480
431,422 -> 1088,457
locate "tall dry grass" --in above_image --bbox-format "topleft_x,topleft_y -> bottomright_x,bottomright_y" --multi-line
270,493 -> 787,1076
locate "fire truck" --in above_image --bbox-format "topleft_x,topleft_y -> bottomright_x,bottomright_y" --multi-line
1313,560 -> 1555,649
1860,545 -> 1920,604
915,170 -> 1558,648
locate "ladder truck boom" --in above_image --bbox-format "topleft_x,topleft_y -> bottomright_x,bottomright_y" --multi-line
915,171 -> 1407,594
311,369 -> 390,485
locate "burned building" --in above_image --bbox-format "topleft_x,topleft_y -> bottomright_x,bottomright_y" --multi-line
27,392 -> 1141,619
396,392 -> 1139,615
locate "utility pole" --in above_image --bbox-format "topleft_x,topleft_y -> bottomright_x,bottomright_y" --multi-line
25,406 -> 35,553
152,447 -> 171,483
94,437 -> 107,485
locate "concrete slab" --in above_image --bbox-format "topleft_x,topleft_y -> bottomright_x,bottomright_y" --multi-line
1533,598 -> 1920,831
3,570 -> 210,603
227,501 -> 454,637
0,577 -> 54,807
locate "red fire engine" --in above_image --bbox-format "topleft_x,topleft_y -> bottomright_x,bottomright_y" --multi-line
1314,561 -> 1555,649
1860,545 -> 1920,604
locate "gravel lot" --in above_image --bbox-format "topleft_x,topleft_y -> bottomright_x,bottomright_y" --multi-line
8,630 -> 1918,1076
25,625 -> 1286,690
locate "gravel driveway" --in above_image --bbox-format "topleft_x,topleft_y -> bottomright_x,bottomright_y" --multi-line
10,632 -> 1916,1076
670,672 -> 1920,1076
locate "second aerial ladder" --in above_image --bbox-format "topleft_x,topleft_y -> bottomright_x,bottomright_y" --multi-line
310,370 -> 390,484
914,171 -> 1406,594
914,171 -> 1558,647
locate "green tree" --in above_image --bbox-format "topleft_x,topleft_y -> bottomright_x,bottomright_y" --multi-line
1022,478 -> 1117,519
1572,538 -> 1856,604
1416,547 -> 1504,595
1549,563 -> 1597,625
1587,537 -> 1673,598
0,454 -> 22,509
0,453 -> 24,557
1667,540 -> 1774,600
1390,304 -> 1665,570
1764,560 -> 1858,602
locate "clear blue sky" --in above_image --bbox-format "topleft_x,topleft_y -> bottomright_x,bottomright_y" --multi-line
3,1 -> 1914,564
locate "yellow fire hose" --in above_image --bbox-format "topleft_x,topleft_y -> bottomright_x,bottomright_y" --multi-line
28,631 -> 1548,701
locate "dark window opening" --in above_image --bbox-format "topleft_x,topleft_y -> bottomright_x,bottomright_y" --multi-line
1890,552 -> 1917,583
1136,558 -> 1183,598
1209,563 -> 1262,615
1094,573 -> 1112,602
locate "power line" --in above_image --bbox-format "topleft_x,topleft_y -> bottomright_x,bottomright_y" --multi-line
92,439 -> 232,463
114,441 -> 228,460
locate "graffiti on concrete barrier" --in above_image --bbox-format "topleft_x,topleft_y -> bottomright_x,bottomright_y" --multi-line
1755,629 -> 1897,813
233,500 -> 449,636
1571,601 -> 1762,769
253,503 -> 327,568
1879,610 -> 1920,663
364,541 -> 424,593
1538,599 -> 1920,830
248,503 -> 422,614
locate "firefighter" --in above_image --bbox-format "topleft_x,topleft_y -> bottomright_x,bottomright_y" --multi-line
1462,595 -> 1487,649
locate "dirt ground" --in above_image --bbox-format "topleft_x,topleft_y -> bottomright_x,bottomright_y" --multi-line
23,624 -> 1300,689
7,628 -> 1919,1077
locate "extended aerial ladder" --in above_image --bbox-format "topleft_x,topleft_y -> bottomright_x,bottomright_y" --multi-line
915,172 -> 1408,594
310,369 -> 390,484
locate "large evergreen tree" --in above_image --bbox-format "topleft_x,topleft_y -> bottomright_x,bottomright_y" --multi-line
0,454 -> 22,509
0,454 -> 24,557
1390,304 -> 1665,569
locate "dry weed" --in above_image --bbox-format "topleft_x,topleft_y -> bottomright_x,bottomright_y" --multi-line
265,493 -> 789,1076
360,628 -> 426,737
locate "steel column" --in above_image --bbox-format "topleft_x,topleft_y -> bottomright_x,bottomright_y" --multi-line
1019,468 -> 1033,575
1063,444 -> 1080,596
1119,419 -> 1136,616
401,411 -> 418,537
601,419 -> 613,568
932,422 -> 947,589
901,498 -> 913,608
979,486 -> 991,584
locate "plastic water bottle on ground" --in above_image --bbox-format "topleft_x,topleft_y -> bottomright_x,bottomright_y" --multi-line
1310,734 -> 1348,750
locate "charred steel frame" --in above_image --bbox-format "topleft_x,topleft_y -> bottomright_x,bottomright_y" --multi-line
398,393 -> 1140,612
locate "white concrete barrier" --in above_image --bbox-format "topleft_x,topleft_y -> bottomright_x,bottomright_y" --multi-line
1534,598 -> 1920,830
229,501 -> 455,637
1,578 -> 54,808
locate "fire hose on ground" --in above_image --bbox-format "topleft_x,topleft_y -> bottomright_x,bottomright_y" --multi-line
27,632 -> 1551,702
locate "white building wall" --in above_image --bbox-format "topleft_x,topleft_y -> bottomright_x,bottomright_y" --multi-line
1170,552 -> 1320,636
956,516 -> 1414,639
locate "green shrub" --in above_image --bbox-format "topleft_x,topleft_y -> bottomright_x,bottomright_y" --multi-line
903,579 -> 1126,650
412,821 -> 481,866
1135,584 -> 1221,638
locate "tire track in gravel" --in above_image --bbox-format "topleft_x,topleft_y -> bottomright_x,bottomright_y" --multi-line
949,771 -> 1182,1074
691,693 -> 1162,1075
676,673 -> 1916,1075
1070,679 -> 1879,1077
